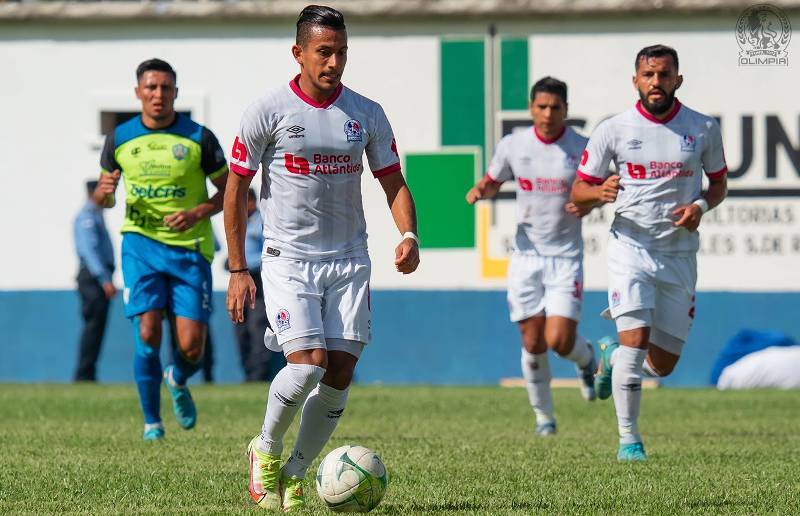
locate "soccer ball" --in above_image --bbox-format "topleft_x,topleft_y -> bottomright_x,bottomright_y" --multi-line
315,445 -> 388,512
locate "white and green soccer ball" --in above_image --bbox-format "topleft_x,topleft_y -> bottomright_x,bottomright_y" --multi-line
315,445 -> 388,512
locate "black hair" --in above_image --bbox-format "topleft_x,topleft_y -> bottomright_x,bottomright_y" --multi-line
635,44 -> 679,71
86,180 -> 98,196
136,58 -> 177,83
296,5 -> 346,46
530,76 -> 568,104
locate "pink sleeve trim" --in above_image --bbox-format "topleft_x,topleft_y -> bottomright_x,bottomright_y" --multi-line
706,166 -> 728,180
577,170 -> 604,185
486,171 -> 503,185
372,162 -> 401,178
231,163 -> 256,177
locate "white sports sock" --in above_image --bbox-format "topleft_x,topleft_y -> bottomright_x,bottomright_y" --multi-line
611,346 -> 648,445
642,356 -> 661,378
562,334 -> 592,369
258,363 -> 325,456
282,383 -> 349,479
609,346 -> 621,367
521,349 -> 554,424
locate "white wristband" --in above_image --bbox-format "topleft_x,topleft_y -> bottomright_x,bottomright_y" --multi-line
692,198 -> 709,214
401,231 -> 419,244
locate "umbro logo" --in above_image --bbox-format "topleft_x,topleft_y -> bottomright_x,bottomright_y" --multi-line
627,139 -> 642,150
287,125 -> 305,138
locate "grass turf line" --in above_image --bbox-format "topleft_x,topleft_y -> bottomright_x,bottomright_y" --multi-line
1,384 -> 799,514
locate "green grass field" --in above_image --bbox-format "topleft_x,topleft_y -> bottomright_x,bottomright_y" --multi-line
2,384 -> 799,514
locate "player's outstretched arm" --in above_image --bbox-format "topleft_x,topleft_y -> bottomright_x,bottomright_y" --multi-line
223,171 -> 257,323
673,174 -> 727,232
465,176 -> 502,205
378,171 -> 419,275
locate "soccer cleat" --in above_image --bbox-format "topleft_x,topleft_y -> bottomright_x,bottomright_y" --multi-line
577,341 -> 598,401
594,336 -> 619,400
281,472 -> 306,512
163,365 -> 196,430
535,421 -> 557,437
617,442 -> 647,462
247,436 -> 282,510
142,423 -> 165,441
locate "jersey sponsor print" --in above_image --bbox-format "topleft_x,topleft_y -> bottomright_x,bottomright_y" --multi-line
487,125 -> 588,258
577,100 -> 727,254
230,76 -> 401,261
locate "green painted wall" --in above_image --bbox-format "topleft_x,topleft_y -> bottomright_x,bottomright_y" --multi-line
501,38 -> 529,111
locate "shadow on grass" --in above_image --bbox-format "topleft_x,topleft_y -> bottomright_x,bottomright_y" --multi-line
380,500 -> 547,513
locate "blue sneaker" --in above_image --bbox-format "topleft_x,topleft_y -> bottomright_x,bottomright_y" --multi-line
595,336 -> 619,400
163,365 -> 196,430
143,423 -> 165,441
617,442 -> 647,462
535,421 -> 557,437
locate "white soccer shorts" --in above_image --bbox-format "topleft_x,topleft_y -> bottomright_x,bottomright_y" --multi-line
606,236 -> 697,342
507,252 -> 583,323
261,255 -> 371,347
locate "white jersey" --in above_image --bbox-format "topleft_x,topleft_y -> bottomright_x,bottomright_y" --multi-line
487,126 -> 587,257
578,100 -> 727,254
231,76 -> 401,261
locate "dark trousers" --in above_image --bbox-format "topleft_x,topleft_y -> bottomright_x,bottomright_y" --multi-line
74,266 -> 110,381
234,271 -> 283,382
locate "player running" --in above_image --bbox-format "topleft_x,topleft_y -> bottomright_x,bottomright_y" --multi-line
223,5 -> 419,511
466,77 -> 596,437
571,44 -> 728,461
96,58 -> 229,441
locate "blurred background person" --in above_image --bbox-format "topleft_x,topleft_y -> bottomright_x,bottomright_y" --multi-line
73,179 -> 117,382
231,188 -> 282,382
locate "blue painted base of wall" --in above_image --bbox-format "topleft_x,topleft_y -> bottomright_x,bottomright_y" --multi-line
1,290 -> 798,386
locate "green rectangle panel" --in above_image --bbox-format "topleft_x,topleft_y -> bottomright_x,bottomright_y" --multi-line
501,38 -> 529,111
405,153 -> 475,248
441,40 -> 485,150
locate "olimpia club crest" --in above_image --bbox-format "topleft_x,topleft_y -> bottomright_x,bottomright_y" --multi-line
736,4 -> 791,66
172,143 -> 189,160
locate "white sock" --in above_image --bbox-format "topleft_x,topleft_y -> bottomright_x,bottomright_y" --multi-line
611,346 -> 647,445
521,349 -> 554,424
609,346 -> 621,367
641,356 -> 661,378
258,363 -> 325,456
562,334 -> 592,369
282,383 -> 349,479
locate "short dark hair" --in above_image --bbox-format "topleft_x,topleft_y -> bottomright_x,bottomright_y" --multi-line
136,58 -> 177,83
296,5 -> 346,46
530,76 -> 567,104
86,180 -> 98,196
635,44 -> 679,71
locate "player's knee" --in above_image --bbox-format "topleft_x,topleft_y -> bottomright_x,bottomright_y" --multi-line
138,322 -> 161,346
647,356 -> 677,377
322,367 -> 354,390
548,334 -> 574,356
182,344 -> 204,363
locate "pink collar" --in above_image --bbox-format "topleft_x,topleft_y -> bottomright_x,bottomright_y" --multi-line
534,125 -> 566,144
289,74 -> 343,109
635,98 -> 682,124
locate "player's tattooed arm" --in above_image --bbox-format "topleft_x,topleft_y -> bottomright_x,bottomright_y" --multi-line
465,176 -> 503,205
673,174 -> 727,232
570,175 -> 621,207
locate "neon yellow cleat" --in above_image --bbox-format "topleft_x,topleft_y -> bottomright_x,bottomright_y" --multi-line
281,472 -> 306,512
247,436 -> 282,510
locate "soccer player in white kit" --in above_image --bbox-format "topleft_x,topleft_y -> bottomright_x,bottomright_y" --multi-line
466,77 -> 597,437
223,5 -> 419,511
571,45 -> 728,461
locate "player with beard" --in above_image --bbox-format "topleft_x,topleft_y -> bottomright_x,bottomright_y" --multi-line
571,44 -> 728,461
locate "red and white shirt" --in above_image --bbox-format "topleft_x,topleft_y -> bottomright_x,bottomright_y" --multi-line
231,76 -> 400,261
488,126 -> 587,258
578,99 -> 727,254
